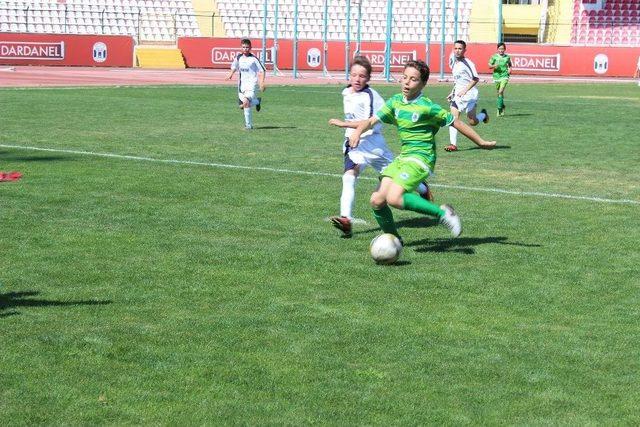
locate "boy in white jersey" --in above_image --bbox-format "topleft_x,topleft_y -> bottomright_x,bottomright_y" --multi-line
445,40 -> 489,152
328,56 -> 433,238
225,39 -> 266,130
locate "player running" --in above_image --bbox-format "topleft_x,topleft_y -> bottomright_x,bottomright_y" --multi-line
488,42 -> 513,117
349,60 -> 496,244
445,40 -> 489,152
328,56 -> 433,238
226,38 -> 266,130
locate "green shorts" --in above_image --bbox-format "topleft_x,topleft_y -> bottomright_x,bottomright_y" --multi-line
381,156 -> 433,192
494,79 -> 509,91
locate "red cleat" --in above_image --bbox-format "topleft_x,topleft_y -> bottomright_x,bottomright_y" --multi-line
0,171 -> 22,182
444,144 -> 458,152
330,216 -> 352,238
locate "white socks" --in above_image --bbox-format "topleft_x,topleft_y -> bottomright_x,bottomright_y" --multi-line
449,126 -> 458,147
243,108 -> 252,128
340,173 -> 357,219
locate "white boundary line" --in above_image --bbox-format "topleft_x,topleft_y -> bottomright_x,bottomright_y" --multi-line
1,143 -> 638,206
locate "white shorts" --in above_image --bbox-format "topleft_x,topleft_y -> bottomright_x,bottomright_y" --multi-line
238,89 -> 258,103
343,134 -> 393,173
451,94 -> 478,113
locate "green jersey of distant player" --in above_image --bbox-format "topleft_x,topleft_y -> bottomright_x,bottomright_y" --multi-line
489,52 -> 512,81
376,93 -> 453,172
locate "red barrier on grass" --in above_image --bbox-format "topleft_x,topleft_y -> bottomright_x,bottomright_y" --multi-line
0,33 -> 134,67
178,37 -> 640,78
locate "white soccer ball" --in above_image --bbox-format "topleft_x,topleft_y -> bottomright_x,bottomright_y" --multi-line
370,233 -> 403,265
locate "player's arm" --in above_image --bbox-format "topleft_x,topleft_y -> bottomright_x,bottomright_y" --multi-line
258,70 -> 266,92
446,85 -> 455,101
328,119 -> 366,128
225,69 -> 236,80
459,77 -> 479,97
452,118 -> 496,149
488,57 -> 496,70
349,116 -> 379,148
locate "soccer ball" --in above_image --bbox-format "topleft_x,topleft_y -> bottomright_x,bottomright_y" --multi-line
370,233 -> 402,265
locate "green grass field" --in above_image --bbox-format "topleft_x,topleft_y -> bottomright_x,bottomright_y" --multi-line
1,81 -> 639,424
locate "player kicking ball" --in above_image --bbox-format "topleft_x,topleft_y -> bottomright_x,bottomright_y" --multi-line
225,39 -> 266,130
349,60 -> 496,244
328,56 -> 434,238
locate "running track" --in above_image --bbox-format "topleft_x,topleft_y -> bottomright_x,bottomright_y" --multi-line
0,66 -> 636,87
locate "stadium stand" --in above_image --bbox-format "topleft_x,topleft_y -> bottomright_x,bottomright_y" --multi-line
572,0 -> 640,45
211,0 -> 472,42
0,0 -> 201,42
1,0 -> 638,47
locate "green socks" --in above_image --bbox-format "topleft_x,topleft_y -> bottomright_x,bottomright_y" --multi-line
497,95 -> 504,109
402,193 -> 444,217
373,194 -> 445,237
372,205 -> 400,236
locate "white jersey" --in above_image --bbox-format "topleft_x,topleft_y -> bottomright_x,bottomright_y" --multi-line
340,85 -> 392,172
341,85 -> 384,139
230,53 -> 265,93
451,57 -> 479,99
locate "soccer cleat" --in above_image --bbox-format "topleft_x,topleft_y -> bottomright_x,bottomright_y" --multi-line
245,125 -> 253,130
256,97 -> 262,112
420,182 -> 435,202
439,204 -> 462,238
444,144 -> 458,152
330,216 -> 352,238
0,171 -> 22,182
481,108 -> 489,123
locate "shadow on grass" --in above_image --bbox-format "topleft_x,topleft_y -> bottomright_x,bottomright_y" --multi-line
2,156 -> 71,162
0,153 -> 71,162
500,113 -> 533,117
456,145 -> 512,151
408,236 -> 542,255
253,126 -> 297,130
0,291 -> 111,318
353,216 -> 439,237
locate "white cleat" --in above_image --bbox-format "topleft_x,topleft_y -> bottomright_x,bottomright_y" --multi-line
439,204 -> 462,238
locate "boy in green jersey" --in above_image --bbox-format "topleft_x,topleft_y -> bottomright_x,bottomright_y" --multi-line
488,42 -> 512,117
349,60 -> 496,243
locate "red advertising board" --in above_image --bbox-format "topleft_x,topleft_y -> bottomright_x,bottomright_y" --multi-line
179,37 -> 640,78
0,33 -> 134,67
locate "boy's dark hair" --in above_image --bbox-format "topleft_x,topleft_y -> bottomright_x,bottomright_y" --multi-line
351,55 -> 372,78
454,40 -> 467,48
404,60 -> 430,83
241,38 -> 251,46
497,42 -> 506,49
